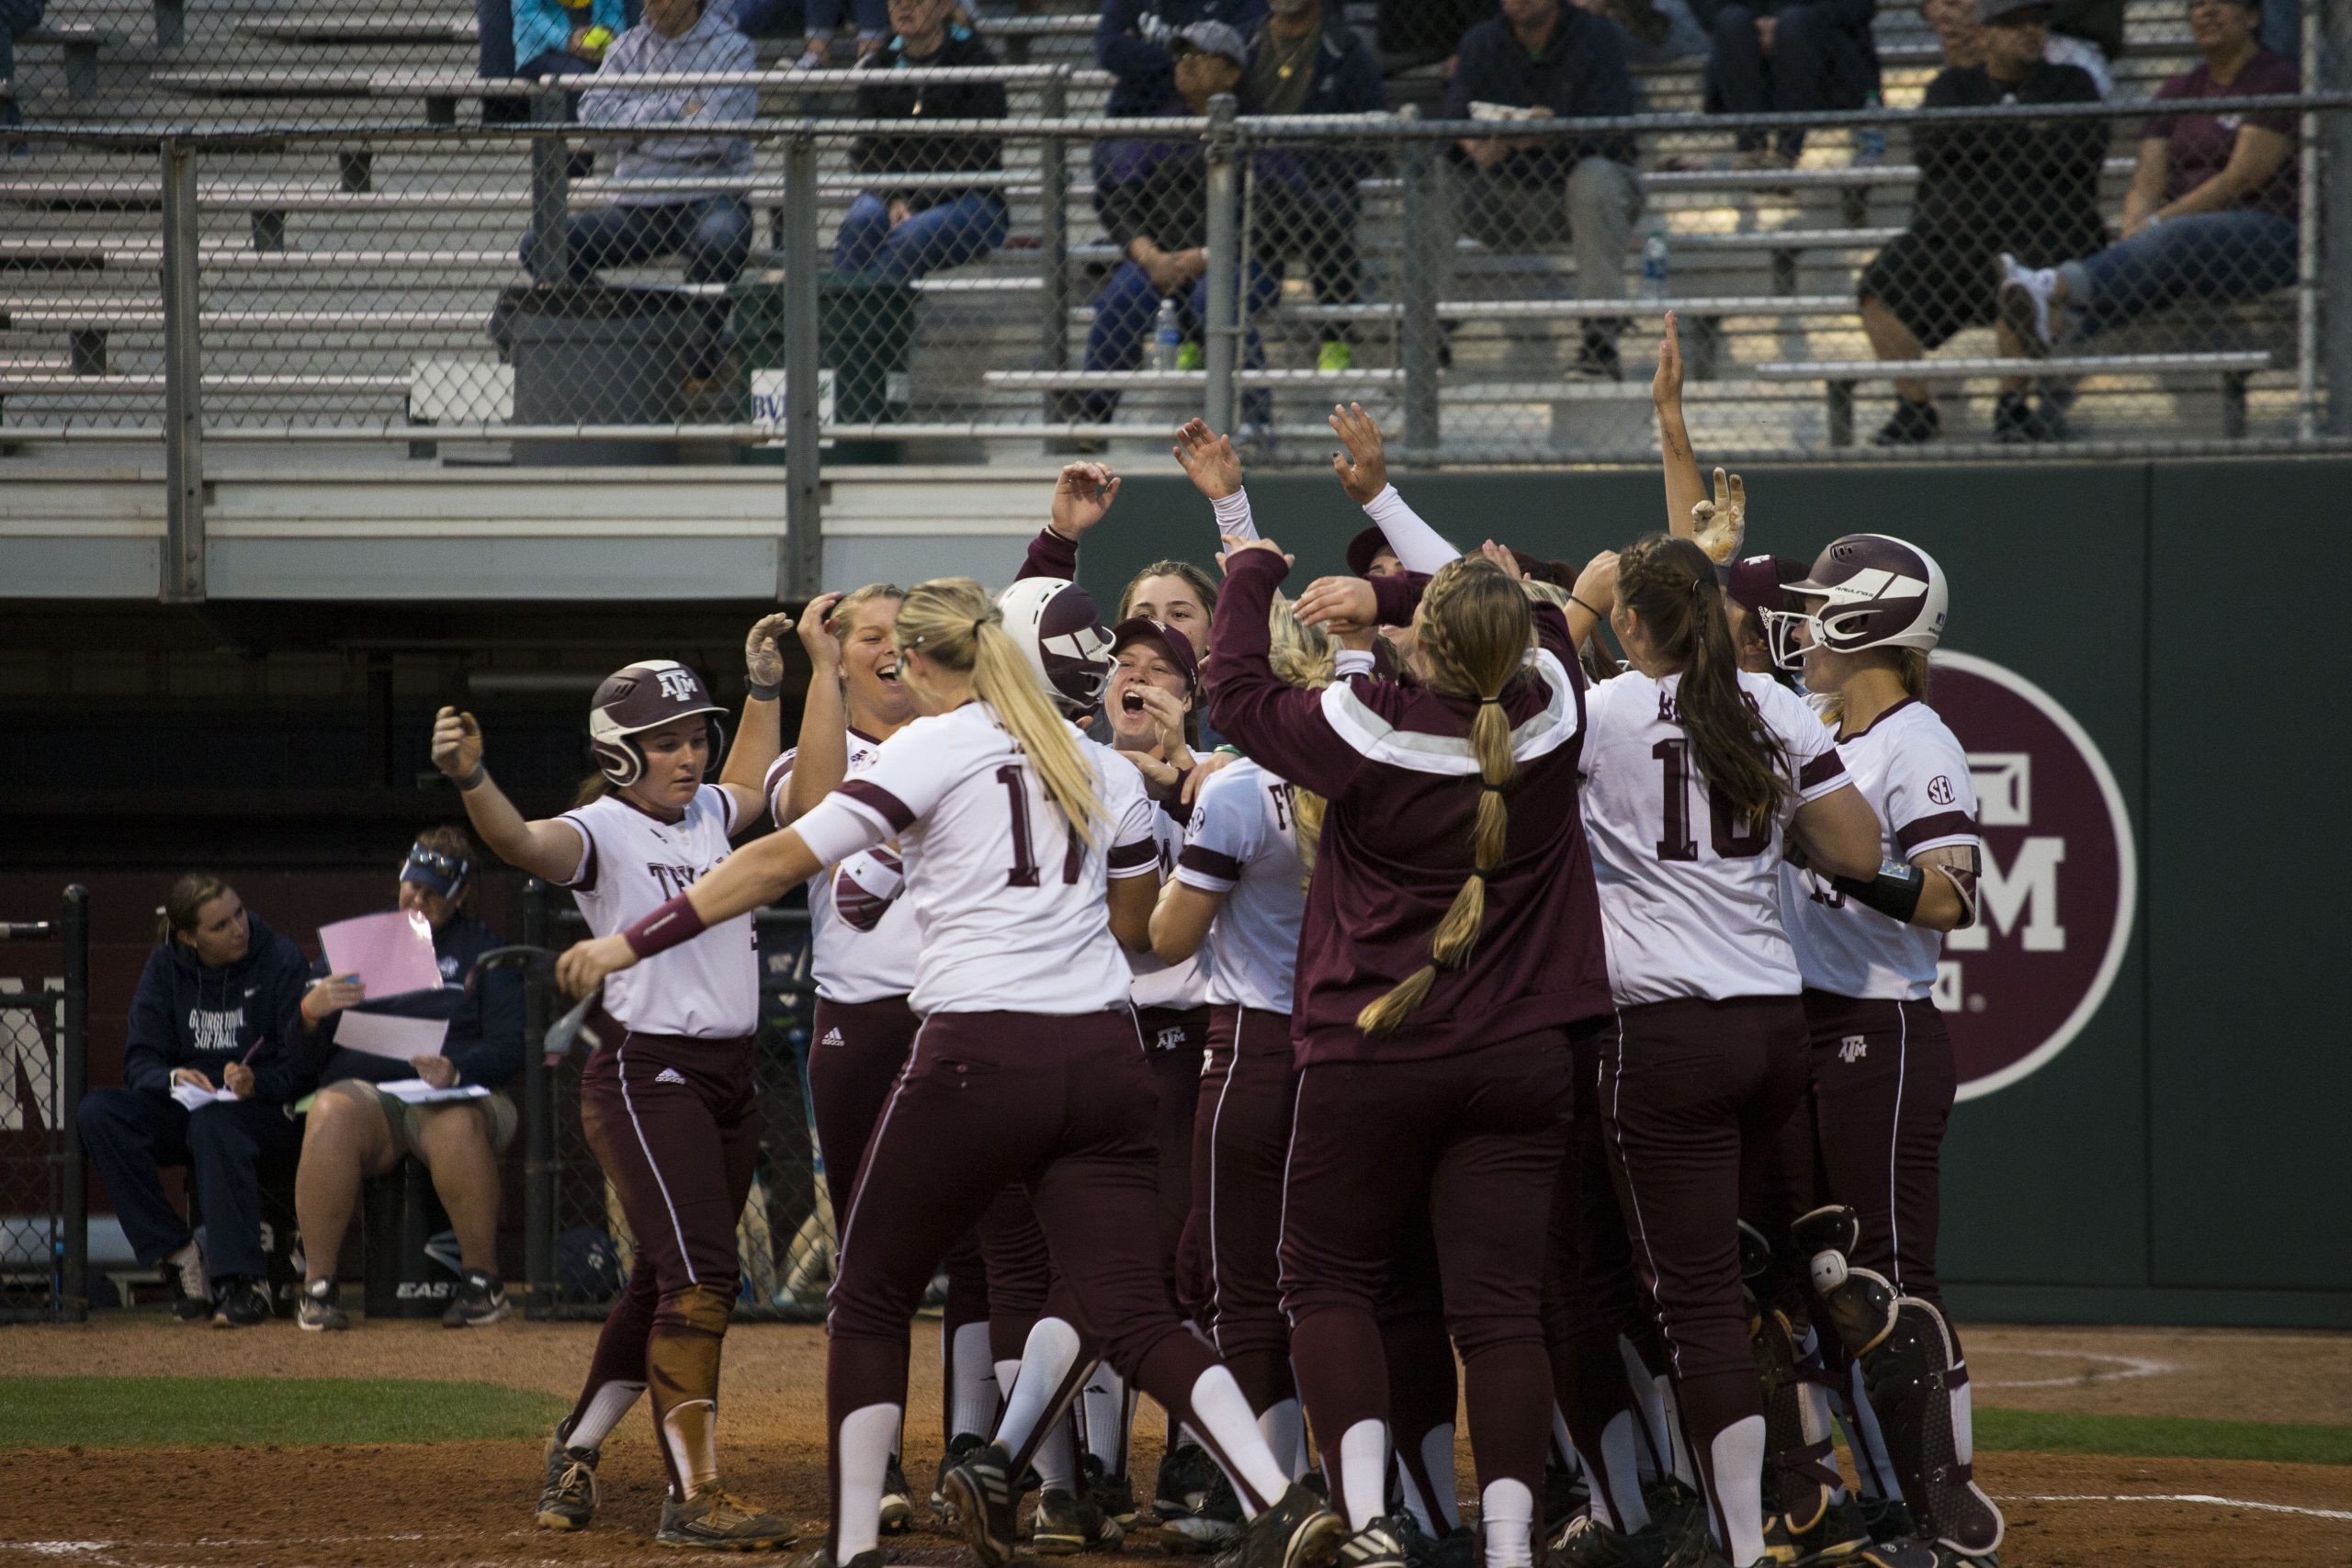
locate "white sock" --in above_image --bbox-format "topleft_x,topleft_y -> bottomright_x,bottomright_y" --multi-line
1480,1478 -> 1533,1568
949,1321 -> 999,1441
1259,1398 -> 1307,1482
1338,1418 -> 1389,1530
1843,1364 -> 1899,1497
563,1380 -> 645,1452
1793,1328 -> 1846,1503
994,1316 -> 1083,1461
1080,1362 -> 1129,1472
836,1402 -> 901,1559
1419,1425 -> 1463,1530
1037,1416 -> 1080,1495
1397,1458 -> 1438,1537
1185,1366 -> 1292,1516
1618,1337 -> 1669,1482
1704,1416 -> 1767,1567
1657,1375 -> 1693,1487
1952,1365 -> 1973,1468
1589,1410 -> 1648,1533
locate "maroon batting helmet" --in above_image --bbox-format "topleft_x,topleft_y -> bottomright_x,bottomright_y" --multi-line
995,577 -> 1114,717
587,660 -> 727,787
1770,534 -> 1950,667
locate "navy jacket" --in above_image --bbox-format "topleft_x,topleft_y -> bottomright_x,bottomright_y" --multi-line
1249,15 -> 1387,193
1097,0 -> 1271,118
121,913 -> 312,1104
301,910 -> 527,1092
1444,3 -> 1642,174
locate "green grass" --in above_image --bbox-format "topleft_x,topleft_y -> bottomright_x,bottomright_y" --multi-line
1977,1407 -> 2352,1467
0,1376 -> 567,1450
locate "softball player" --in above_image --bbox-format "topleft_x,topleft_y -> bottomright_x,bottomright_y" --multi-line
1217,543 -> 1611,1568
1768,536 -> 2005,1567
557,578 -> 1342,1568
1566,536 -> 1882,1568
436,613 -> 797,1551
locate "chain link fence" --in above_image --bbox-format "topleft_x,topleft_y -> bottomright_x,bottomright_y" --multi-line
2,1 -> 2345,464
0,888 -> 92,1325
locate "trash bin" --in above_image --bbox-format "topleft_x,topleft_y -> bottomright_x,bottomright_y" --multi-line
492,283 -> 722,465
731,271 -> 918,466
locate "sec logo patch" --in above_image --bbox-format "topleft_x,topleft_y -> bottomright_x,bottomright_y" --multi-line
1929,651 -> 2137,1100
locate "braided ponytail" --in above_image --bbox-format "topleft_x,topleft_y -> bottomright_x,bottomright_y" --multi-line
1357,558 -> 1531,1035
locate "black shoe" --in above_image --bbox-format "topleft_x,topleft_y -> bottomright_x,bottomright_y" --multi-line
1035,1485 -> 1126,1554
211,1278 -> 270,1327
162,1242 -> 209,1321
941,1440 -> 1024,1568
934,1430 -> 986,1517
1763,1492 -> 1898,1566
1574,330 -> 1624,381
1084,1452 -> 1141,1527
1643,1480 -> 1706,1564
1543,1461 -> 1591,1530
1211,1483 -> 1348,1568
1329,1516 -> 1409,1568
1433,1526 -> 1476,1568
1871,400 -> 1939,446
785,1551 -> 884,1568
1163,1466 -> 1244,1552
880,1454 -> 914,1535
1551,1515 -> 1672,1568
442,1269 -> 510,1327
1157,1441 -> 1219,1522
298,1277 -> 349,1332
537,1436 -> 601,1531
1860,1499 -> 1917,1547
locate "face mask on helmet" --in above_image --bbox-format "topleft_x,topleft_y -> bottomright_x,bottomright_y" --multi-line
1783,534 -> 1950,659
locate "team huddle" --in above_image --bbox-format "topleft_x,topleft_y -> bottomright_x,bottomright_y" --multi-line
429,318 -> 1999,1568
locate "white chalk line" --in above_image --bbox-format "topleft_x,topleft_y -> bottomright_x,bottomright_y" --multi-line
1973,1348 -> 2181,1389
1997,1493 -> 2352,1523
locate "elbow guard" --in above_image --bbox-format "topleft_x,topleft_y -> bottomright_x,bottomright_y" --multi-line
1831,859 -> 1925,925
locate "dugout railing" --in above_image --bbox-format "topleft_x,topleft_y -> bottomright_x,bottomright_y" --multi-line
0,886 -> 93,1325
519,880 -> 829,1323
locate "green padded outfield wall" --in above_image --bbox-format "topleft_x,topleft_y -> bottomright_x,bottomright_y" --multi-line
1069,457 -> 2348,1329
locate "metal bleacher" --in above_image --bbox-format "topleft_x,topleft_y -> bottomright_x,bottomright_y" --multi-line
0,0 -> 2297,460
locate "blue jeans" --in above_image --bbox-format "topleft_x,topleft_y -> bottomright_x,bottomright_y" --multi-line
524,197 -> 755,285
2058,209 -> 2297,340
1,0 -> 46,129
832,191 -> 1009,280
1081,254 -> 1281,424
728,0 -> 888,41
77,1087 -> 303,1281
1706,1 -> 1877,156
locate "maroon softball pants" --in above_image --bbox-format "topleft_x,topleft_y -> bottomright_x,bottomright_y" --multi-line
1179,1003 -> 1299,1415
1281,1032 -> 1576,1529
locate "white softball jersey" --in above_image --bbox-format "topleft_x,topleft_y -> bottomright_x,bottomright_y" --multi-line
791,701 -> 1159,1017
1172,755 -> 1307,1015
767,729 -> 920,1005
1127,795 -> 1214,1010
558,784 -> 761,1038
1781,698 -> 1982,1003
1579,670 -> 1852,1005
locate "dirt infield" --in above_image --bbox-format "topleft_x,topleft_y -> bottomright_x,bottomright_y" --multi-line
3,1319 -> 2348,1568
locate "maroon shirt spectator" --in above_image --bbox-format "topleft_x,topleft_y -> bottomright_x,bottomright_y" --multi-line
2144,46 -> 2299,220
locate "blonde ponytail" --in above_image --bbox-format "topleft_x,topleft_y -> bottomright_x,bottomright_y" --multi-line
897,578 -> 1108,848
1356,558 -> 1529,1035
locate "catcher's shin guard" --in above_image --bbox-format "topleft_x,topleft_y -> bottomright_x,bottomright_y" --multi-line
1801,1216 -> 2003,1560
1741,1224 -> 1839,1535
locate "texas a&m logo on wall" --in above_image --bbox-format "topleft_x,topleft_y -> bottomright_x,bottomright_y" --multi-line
1928,651 -> 2137,1100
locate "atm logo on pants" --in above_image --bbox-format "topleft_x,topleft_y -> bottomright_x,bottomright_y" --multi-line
1928,651 -> 2138,1101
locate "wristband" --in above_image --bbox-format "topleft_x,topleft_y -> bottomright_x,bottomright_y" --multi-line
1570,594 -> 1603,619
1830,859 -> 1925,925
622,892 -> 708,958
456,763 -> 488,792
746,677 -> 782,702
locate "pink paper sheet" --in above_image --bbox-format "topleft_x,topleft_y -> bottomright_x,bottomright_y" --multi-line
318,909 -> 445,999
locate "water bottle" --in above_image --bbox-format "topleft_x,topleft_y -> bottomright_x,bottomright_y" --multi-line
1151,296 -> 1182,373
1858,91 -> 1887,164
1640,222 -> 1670,305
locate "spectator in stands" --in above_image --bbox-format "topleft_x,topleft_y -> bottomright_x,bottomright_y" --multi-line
1099,0 -> 1269,118
1926,0 -> 2109,94
289,830 -> 526,1332
1445,0 -> 1645,378
2050,0 -> 2120,90
1997,0 -> 2299,360
1,0 -> 45,131
514,0 -> 629,86
520,0 -> 758,287
832,0 -> 1011,279
1697,0 -> 1879,167
1574,0 -> 1709,64
729,0 -> 890,70
75,875 -> 312,1328
1859,0 -> 2104,444
1079,22 -> 1281,430
1245,0 -> 1385,372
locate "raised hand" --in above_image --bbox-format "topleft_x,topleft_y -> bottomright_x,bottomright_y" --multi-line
431,706 -> 484,784
1216,534 -> 1295,577
797,591 -> 846,675
1173,419 -> 1243,501
1653,309 -> 1684,412
1573,549 -> 1620,616
1690,467 -> 1747,564
1295,574 -> 1377,633
744,610 -> 797,693
1477,539 -> 1526,580
1051,462 -> 1122,540
1328,402 -> 1389,504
